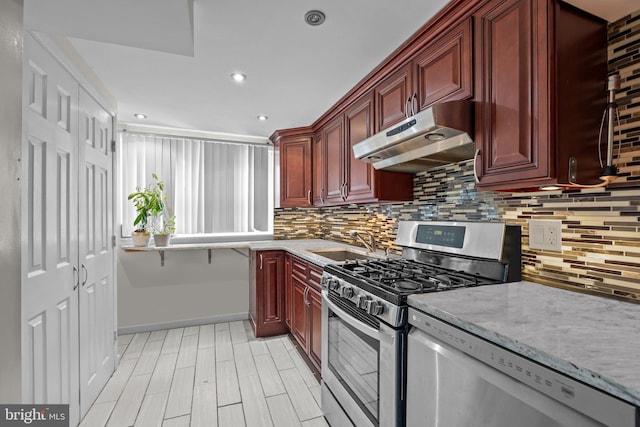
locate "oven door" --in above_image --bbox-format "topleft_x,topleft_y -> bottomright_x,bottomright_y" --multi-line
321,290 -> 404,427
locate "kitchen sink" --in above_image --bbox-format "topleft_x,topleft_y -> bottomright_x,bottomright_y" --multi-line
308,248 -> 375,262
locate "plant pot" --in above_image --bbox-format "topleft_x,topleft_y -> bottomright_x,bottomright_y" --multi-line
131,231 -> 151,247
153,233 -> 171,247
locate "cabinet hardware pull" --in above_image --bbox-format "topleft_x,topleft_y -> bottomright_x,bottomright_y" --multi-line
412,93 -> 418,116
473,149 -> 480,184
304,287 -> 310,305
72,265 -> 79,291
342,182 -> 348,201
321,188 -> 325,204
81,263 -> 88,287
259,254 -> 263,270
405,97 -> 411,118
307,189 -> 312,205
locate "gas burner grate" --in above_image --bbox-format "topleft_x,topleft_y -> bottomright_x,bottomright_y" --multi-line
337,258 -> 499,295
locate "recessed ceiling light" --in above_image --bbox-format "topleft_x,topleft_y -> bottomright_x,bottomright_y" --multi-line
257,115 -> 268,121
133,113 -> 147,119
305,10 -> 326,26
231,73 -> 246,82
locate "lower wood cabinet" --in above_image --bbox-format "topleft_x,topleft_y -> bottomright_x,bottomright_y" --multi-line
249,250 -> 288,337
290,256 -> 323,372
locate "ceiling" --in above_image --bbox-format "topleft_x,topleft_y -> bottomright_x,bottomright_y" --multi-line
24,0 -> 640,139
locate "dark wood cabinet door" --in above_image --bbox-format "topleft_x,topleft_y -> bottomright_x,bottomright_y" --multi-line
474,0 -> 549,187
251,251 -> 287,338
291,277 -> 308,349
375,62 -> 412,131
308,286 -> 322,372
312,131 -> 326,206
323,116 -> 346,204
280,136 -> 313,207
414,18 -> 473,111
344,92 -> 375,202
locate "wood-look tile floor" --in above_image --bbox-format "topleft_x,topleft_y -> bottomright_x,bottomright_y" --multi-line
80,320 -> 328,427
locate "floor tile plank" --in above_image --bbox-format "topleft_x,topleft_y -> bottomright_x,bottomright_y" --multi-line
95,358 -> 137,403
147,353 -> 178,395
191,383 -> 218,427
279,368 -> 323,421
165,367 -> 195,419
149,330 -> 168,342
301,417 -> 329,427
183,326 -> 200,336
248,339 -> 269,356
198,324 -> 216,349
161,415 -> 190,427
215,329 -> 234,362
106,373 -> 152,427
161,328 -> 184,355
218,403 -> 245,427
176,334 -> 199,369
133,339 -> 163,376
195,347 -> 216,386
253,353 -> 286,397
79,401 -> 116,427
216,360 -> 241,407
266,394 -> 302,427
266,339 -> 296,371
229,321 -> 248,344
239,374 -> 273,427
233,343 -> 258,379
134,392 -> 169,427
123,332 -> 150,359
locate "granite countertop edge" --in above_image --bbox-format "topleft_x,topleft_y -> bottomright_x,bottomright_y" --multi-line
408,282 -> 640,407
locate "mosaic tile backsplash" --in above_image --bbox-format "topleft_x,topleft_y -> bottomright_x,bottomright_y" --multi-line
274,10 -> 640,301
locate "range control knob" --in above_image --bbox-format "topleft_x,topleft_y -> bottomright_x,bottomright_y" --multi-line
340,286 -> 354,298
358,296 -> 371,309
329,279 -> 341,292
367,301 -> 384,316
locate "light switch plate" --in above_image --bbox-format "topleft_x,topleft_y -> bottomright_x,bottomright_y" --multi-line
529,219 -> 562,251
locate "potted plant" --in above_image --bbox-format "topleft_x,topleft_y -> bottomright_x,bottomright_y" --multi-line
127,173 -> 165,247
152,212 -> 176,247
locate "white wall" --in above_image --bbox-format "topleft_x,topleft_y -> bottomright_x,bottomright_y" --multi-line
117,248 -> 250,333
0,0 -> 23,403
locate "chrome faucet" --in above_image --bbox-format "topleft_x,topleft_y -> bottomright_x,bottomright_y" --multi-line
350,230 -> 377,253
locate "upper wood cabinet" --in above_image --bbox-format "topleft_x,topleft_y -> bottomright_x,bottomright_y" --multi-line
278,133 -> 313,207
473,0 -> 606,190
413,18 -> 473,112
374,63 -> 413,132
317,92 -> 414,206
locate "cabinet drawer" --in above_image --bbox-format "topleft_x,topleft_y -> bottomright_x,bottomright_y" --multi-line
308,264 -> 323,292
292,257 -> 308,279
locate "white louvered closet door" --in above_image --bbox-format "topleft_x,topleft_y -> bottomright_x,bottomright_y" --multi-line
78,87 -> 116,417
22,34 -> 81,426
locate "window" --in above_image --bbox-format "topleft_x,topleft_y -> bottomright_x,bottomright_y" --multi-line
119,132 -> 273,238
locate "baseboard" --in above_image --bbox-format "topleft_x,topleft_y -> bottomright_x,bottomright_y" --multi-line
118,312 -> 250,335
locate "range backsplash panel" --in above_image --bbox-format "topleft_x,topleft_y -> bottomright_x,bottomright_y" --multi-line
274,9 -> 640,301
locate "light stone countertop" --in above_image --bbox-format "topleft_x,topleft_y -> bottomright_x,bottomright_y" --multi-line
121,238 -> 387,267
408,281 -> 640,406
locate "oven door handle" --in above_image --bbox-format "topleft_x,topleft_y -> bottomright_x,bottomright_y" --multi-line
322,290 -> 392,344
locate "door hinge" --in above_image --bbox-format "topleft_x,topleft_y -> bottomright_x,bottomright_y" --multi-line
111,140 -> 116,153
114,330 -> 118,342
112,235 -> 116,248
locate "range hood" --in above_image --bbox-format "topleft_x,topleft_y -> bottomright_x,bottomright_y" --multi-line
353,100 -> 474,173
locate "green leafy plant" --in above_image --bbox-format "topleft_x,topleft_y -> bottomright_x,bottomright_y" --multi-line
153,212 -> 176,235
127,173 -> 166,232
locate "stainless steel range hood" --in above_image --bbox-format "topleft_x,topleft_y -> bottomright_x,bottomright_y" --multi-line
353,100 -> 474,173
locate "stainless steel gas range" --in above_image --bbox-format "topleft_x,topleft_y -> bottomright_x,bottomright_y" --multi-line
320,220 -> 521,427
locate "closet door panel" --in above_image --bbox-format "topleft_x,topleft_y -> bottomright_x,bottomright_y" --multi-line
78,87 -> 115,417
22,34 -> 80,426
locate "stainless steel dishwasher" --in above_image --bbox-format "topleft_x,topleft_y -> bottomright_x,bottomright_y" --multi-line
407,307 -> 638,427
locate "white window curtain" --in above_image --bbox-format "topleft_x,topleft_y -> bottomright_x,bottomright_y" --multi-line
120,132 -> 273,236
